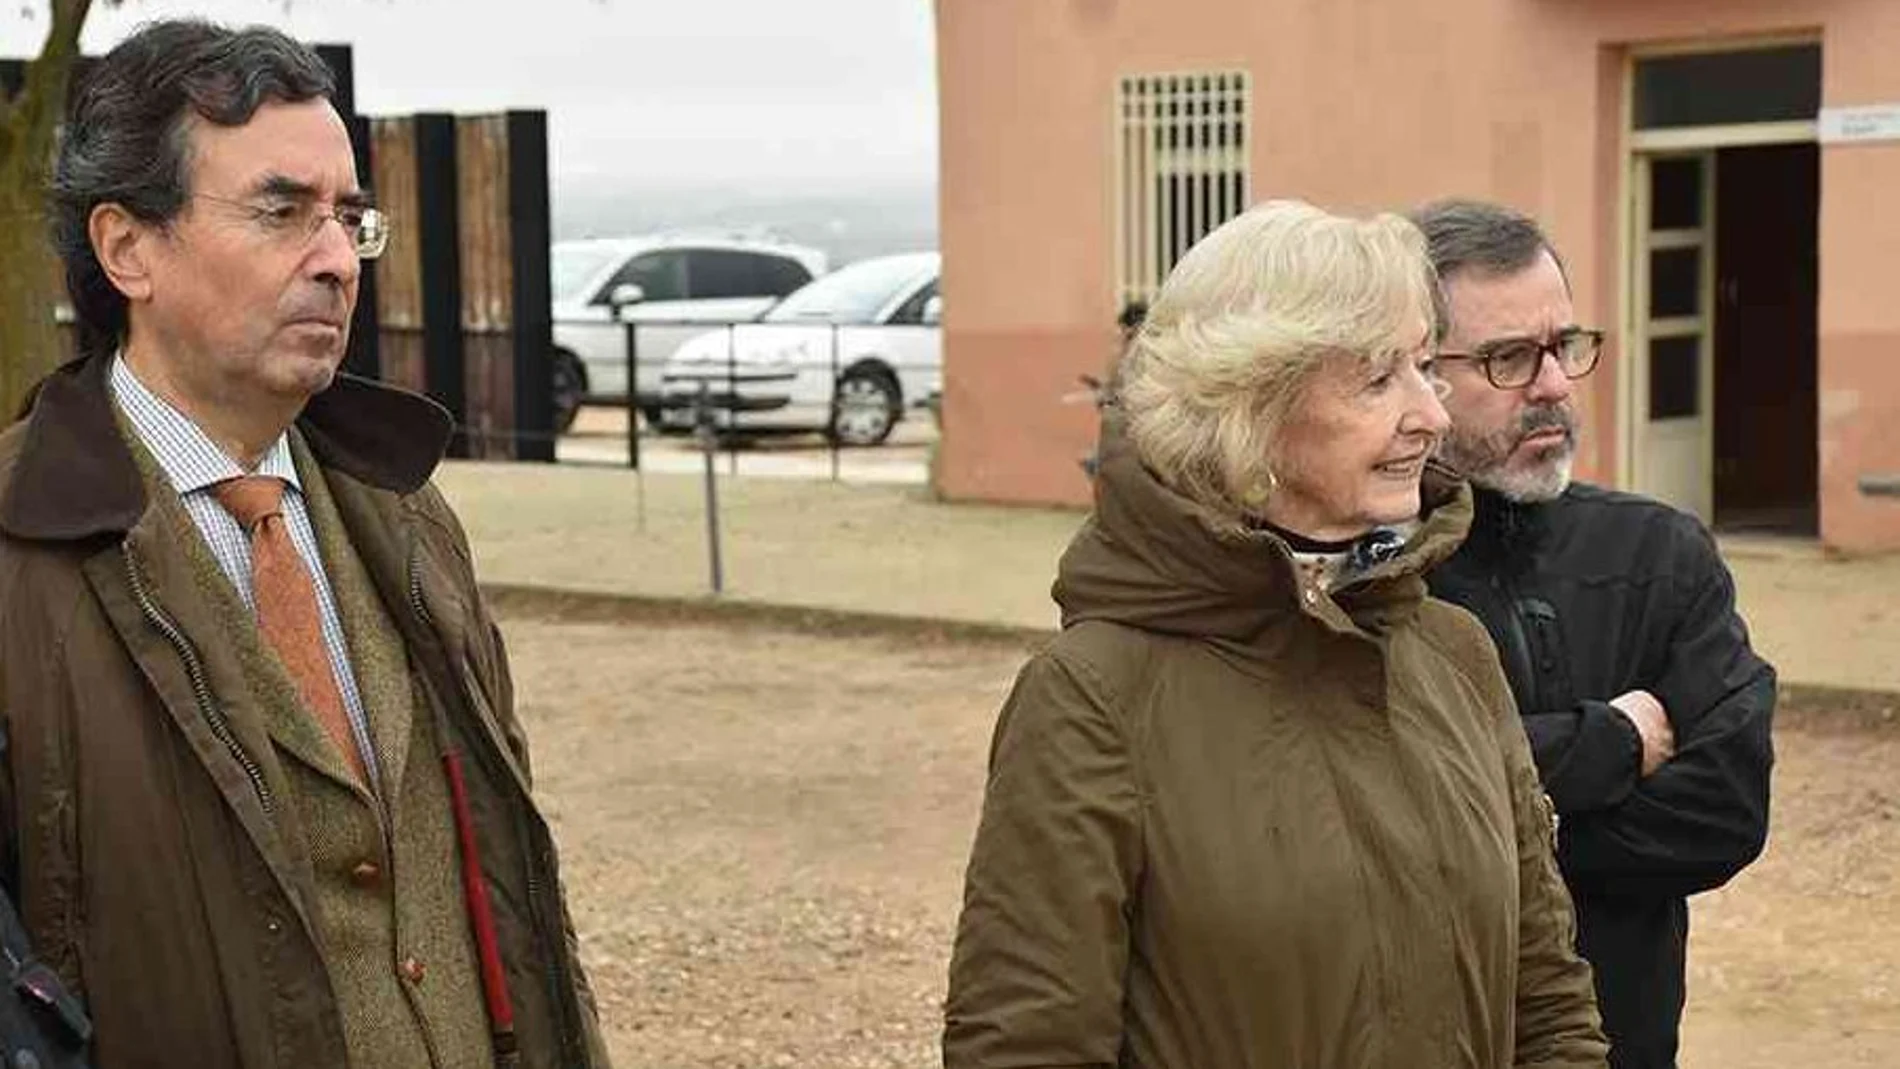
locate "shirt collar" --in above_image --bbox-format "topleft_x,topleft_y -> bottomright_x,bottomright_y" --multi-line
109,354 -> 302,497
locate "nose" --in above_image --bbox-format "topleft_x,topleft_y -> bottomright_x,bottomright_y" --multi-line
1406,372 -> 1452,439
1419,388 -> 1452,438
1524,350 -> 1575,404
305,212 -> 362,290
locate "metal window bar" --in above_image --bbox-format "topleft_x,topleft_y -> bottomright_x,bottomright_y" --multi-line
1194,75 -> 1211,265
1139,79 -> 1159,311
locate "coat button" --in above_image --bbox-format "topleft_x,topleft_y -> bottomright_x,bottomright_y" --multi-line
264,917 -> 283,936
400,956 -> 426,984
349,860 -> 383,888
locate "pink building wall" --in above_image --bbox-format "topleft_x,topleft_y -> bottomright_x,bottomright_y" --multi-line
934,0 -> 1900,552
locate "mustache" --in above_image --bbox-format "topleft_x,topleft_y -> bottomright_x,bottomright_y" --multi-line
1516,404 -> 1574,440
1429,403 -> 1575,483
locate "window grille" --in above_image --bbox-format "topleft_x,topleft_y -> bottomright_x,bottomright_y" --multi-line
1115,71 -> 1251,310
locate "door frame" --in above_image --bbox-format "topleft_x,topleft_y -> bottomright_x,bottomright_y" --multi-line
1627,149 -> 1718,519
1614,34 -> 1822,500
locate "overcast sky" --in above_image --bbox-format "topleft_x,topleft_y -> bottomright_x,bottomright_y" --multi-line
2,0 -> 940,199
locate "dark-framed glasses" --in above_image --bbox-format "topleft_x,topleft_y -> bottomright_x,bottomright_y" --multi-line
1437,327 -> 1605,390
192,193 -> 390,260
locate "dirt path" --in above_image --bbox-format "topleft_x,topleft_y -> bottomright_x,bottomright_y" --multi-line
499,608 -> 1900,1068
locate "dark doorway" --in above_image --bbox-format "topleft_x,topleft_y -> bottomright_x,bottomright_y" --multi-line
1712,141 -> 1818,535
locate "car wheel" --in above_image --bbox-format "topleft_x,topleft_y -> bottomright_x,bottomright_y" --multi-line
829,368 -> 900,447
551,349 -> 586,434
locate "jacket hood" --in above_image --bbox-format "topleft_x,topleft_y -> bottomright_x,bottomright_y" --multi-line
0,353 -> 453,543
1054,412 -> 1474,641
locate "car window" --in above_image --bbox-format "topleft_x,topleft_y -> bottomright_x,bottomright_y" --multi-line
686,249 -> 809,300
594,250 -> 687,304
887,279 -> 941,325
765,257 -> 933,325
760,256 -> 814,297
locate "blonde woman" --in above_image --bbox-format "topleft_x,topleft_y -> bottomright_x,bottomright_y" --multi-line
943,201 -> 1608,1069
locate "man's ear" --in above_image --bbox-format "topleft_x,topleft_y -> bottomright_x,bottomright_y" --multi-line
89,203 -> 158,303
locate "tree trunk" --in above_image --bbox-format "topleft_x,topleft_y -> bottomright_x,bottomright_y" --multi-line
0,0 -> 95,421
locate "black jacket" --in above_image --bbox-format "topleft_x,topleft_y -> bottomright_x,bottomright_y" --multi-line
1428,483 -> 1775,1069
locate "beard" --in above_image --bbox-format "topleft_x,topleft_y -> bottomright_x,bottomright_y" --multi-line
1438,403 -> 1578,503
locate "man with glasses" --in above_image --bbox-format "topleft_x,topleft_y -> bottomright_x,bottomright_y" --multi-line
0,20 -> 609,1068
1414,199 -> 1774,1069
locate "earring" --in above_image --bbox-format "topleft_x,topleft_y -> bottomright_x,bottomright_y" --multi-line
1241,469 -> 1280,510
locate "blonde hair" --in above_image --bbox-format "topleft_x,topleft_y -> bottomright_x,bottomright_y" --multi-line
1117,199 -> 1436,532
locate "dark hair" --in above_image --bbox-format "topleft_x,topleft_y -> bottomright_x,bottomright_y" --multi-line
1408,198 -> 1569,339
50,20 -> 336,357
1116,299 -> 1148,338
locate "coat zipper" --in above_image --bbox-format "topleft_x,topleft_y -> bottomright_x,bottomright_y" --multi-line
1488,501 -> 1546,715
407,552 -> 582,1066
122,547 -> 275,816
1491,571 -> 1542,713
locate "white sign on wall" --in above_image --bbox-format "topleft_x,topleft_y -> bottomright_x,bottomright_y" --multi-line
1819,104 -> 1900,144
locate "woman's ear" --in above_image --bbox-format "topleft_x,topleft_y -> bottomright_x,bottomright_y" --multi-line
88,202 -> 156,303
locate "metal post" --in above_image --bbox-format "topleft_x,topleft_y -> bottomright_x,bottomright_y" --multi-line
829,325 -> 841,482
696,381 -> 725,595
726,323 -> 739,478
623,317 -> 642,471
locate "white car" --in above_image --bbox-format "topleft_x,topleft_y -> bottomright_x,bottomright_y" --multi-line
658,252 -> 940,446
549,235 -> 828,430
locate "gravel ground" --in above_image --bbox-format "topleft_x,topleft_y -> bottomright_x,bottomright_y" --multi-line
498,605 -> 1900,1069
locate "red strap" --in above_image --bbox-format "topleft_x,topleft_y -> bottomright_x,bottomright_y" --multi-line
442,750 -> 517,1040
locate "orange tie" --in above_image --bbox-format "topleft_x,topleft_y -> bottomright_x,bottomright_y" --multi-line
214,476 -> 366,784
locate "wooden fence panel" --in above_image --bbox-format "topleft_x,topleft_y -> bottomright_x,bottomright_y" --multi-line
370,115 -> 426,394
456,113 -> 518,459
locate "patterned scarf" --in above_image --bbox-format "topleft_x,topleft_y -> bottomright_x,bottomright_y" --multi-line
1272,522 -> 1417,592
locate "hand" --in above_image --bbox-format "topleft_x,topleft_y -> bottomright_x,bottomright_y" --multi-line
1611,689 -> 1675,777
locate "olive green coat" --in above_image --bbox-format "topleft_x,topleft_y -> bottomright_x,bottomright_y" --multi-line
944,419 -> 1608,1069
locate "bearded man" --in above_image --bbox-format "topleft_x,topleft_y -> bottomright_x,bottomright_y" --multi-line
1414,199 -> 1775,1069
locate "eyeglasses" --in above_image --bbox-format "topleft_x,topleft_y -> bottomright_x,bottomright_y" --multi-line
191,193 -> 390,260
1436,328 -> 1605,390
